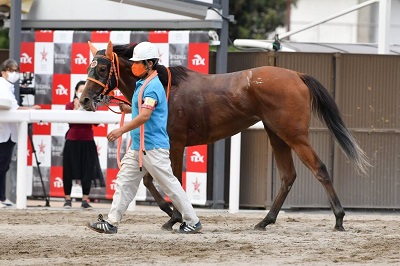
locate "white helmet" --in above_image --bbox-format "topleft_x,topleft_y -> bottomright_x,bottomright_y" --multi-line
130,42 -> 159,61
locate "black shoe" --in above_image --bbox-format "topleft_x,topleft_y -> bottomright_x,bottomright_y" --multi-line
178,221 -> 202,234
81,200 -> 93,210
87,214 -> 118,234
63,200 -> 72,209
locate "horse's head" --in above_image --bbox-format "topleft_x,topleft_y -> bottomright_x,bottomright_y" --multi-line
80,41 -> 120,111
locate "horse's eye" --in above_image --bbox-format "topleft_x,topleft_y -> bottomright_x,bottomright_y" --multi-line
97,65 -> 108,78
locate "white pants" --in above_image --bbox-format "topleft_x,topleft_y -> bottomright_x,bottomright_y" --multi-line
107,148 -> 199,227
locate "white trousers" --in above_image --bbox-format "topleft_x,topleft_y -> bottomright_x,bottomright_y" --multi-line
107,148 -> 199,227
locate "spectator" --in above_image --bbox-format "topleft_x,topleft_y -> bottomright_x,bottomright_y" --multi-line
62,81 -> 104,210
0,59 -> 40,208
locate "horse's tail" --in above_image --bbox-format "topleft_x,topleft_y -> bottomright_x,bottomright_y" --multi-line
298,73 -> 370,175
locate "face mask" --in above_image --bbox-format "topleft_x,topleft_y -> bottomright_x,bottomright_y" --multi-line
131,63 -> 147,77
76,92 -> 82,99
6,71 -> 19,84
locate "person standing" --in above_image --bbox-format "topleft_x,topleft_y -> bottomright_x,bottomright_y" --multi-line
87,42 -> 202,234
62,81 -> 104,209
0,59 -> 40,208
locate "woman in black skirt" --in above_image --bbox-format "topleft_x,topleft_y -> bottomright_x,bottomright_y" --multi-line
62,81 -> 104,209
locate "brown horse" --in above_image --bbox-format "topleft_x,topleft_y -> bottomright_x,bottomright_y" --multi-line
81,41 -> 369,231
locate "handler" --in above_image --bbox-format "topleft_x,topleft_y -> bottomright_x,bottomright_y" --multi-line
87,41 -> 202,234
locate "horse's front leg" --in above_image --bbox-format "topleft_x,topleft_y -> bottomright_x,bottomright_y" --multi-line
142,173 -> 173,218
160,143 -> 185,230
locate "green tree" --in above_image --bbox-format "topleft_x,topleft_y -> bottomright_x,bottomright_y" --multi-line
229,0 -> 297,40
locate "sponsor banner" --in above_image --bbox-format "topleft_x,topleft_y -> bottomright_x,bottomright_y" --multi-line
31,166 -> 50,197
186,145 -> 207,173
73,31 -> 91,43
185,172 -> 207,205
32,104 -> 51,135
91,31 -> 111,43
189,31 -> 209,43
34,42 -> 54,74
169,30 -> 190,44
51,136 -> 64,167
35,30 -> 54,42
20,42 -> 35,72
106,168 -> 119,199
53,43 -> 72,74
26,166 -> 33,196
53,30 -> 74,43
94,136 -> 108,170
52,74 -> 70,104
106,135 -> 128,170
169,44 -> 188,67
130,31 -> 149,43
92,123 -> 108,137
32,135 -> 52,168
27,135 -> 33,166
34,74 -> 53,105
21,31 -> 35,42
71,43 -> 90,74
21,30 -> 209,204
49,166 -> 64,197
188,43 -> 208,74
110,31 -> 131,44
149,31 -> 169,43
155,43 -> 169,67
50,104 -> 69,137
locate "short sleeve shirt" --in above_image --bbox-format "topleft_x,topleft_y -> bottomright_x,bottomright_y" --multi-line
130,75 -> 169,150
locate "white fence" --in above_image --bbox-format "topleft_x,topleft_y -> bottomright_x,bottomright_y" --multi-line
0,109 -> 263,211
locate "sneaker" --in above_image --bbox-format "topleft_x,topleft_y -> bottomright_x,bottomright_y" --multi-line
87,214 -> 118,234
63,200 -> 72,209
178,221 -> 202,234
81,200 -> 93,210
1,199 -> 14,207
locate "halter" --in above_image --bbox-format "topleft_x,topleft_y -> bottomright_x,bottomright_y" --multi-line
87,52 -> 120,96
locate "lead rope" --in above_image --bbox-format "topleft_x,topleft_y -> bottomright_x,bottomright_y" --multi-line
137,70 -> 158,170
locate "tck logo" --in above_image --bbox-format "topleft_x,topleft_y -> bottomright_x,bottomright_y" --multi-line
110,179 -> 117,191
191,54 -> 205,66
20,53 -> 32,64
190,151 -> 204,163
55,84 -> 68,96
74,54 -> 87,65
53,177 -> 63,188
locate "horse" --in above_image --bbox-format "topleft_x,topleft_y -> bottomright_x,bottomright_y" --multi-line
80,41 -> 369,231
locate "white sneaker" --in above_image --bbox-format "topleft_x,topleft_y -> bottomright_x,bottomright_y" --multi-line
1,199 -> 14,207
0,202 -> 6,208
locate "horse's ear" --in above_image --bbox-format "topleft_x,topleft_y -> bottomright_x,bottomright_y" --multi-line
105,41 -> 113,60
88,41 -> 98,56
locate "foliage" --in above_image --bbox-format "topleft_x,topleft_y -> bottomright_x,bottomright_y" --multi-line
229,0 -> 297,40
0,28 -> 9,49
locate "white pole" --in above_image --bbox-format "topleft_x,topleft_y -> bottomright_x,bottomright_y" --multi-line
279,0 -> 379,39
16,121 -> 28,209
229,133 -> 241,213
378,0 -> 391,54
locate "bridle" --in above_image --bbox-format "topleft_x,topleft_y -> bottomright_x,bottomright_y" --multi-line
86,51 -> 172,113
87,52 -> 131,112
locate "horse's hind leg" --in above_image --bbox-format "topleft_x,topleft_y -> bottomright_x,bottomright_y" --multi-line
142,173 -> 173,218
255,128 -> 297,230
290,139 -> 345,231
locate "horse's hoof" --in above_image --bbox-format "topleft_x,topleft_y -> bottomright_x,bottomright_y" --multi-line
334,225 -> 345,232
161,223 -> 174,231
253,224 -> 266,231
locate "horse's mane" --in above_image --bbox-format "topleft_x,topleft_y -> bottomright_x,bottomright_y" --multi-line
112,44 -> 191,87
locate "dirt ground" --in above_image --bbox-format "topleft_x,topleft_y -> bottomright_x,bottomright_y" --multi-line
1,200 -> 400,266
